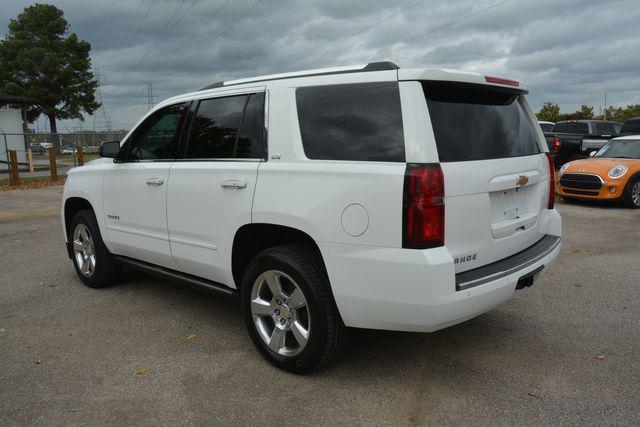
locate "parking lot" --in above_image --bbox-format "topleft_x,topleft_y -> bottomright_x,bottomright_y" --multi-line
1,186 -> 638,425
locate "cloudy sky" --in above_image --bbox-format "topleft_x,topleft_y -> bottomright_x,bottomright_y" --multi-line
2,0 -> 639,131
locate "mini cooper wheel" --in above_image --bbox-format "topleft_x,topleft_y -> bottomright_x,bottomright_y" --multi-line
69,210 -> 121,288
241,245 -> 349,374
624,178 -> 640,208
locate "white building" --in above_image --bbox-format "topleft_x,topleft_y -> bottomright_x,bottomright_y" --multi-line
0,94 -> 34,171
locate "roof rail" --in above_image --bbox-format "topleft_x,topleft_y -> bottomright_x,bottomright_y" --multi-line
199,61 -> 399,91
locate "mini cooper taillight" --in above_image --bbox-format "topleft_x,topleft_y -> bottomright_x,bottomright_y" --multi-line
546,153 -> 555,209
402,163 -> 444,249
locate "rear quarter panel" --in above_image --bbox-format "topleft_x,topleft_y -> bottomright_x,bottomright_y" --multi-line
252,85 -> 405,247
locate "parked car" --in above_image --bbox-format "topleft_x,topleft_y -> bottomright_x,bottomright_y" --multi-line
620,117 -> 640,135
556,136 -> 640,207
29,143 -> 46,154
538,121 -> 554,132
61,62 -> 562,373
544,120 -> 621,167
61,146 -> 75,154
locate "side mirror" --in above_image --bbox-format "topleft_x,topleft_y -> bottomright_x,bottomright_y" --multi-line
589,151 -> 597,157
99,140 -> 121,158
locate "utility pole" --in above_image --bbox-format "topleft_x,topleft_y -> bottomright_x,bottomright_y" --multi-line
603,93 -> 607,120
93,68 -> 111,132
146,82 -> 154,111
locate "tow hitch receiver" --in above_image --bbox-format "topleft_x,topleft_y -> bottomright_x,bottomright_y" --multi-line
516,265 -> 544,290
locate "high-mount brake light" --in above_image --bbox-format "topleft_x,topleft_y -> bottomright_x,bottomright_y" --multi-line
546,153 -> 555,209
402,164 -> 445,249
484,75 -> 520,87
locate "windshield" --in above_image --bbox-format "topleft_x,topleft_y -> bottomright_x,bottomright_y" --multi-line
594,139 -> 640,159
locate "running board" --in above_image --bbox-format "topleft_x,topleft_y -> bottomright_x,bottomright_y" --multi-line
115,256 -> 239,298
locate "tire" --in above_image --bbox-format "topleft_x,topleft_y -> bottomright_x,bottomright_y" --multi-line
623,178 -> 640,209
69,209 -> 122,288
240,244 -> 349,374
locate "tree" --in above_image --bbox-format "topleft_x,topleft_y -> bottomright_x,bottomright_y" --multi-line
561,104 -> 595,121
0,4 -> 99,151
536,102 -> 561,122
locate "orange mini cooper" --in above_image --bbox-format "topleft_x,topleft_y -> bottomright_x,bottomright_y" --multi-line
556,136 -> 640,208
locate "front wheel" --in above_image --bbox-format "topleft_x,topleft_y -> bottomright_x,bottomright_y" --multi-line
69,210 -> 121,288
624,178 -> 640,208
241,245 -> 349,374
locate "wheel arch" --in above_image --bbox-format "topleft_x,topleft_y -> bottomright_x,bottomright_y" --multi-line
231,223 -> 327,289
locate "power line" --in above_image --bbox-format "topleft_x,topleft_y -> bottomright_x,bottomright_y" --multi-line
283,0 -> 424,71
155,0 -> 233,70
162,0 -> 263,81
101,0 -> 146,68
124,0 -> 146,44
128,0 -> 156,49
358,0 -> 513,62
131,0 -> 195,70
269,0 -> 369,58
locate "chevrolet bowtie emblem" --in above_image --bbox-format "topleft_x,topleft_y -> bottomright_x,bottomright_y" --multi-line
517,175 -> 529,186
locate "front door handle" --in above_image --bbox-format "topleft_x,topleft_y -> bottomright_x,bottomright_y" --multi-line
146,177 -> 164,186
221,179 -> 247,189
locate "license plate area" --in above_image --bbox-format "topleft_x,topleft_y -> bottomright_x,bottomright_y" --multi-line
489,186 -> 539,239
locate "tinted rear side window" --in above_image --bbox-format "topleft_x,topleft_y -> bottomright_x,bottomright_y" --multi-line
423,82 -> 540,162
187,93 -> 264,159
296,82 -> 405,162
552,122 -> 589,134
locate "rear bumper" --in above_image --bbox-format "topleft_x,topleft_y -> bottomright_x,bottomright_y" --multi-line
320,212 -> 561,333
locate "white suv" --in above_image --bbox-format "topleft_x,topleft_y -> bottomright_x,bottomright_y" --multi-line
61,62 -> 561,373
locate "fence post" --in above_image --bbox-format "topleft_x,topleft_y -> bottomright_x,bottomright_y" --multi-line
27,148 -> 34,172
77,146 -> 84,166
49,148 -> 58,182
9,150 -> 19,186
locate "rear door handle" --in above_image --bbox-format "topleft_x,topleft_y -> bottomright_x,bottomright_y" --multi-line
221,179 -> 247,189
146,177 -> 164,186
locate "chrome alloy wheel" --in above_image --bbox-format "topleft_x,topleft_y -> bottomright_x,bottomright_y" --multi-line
73,223 -> 96,277
250,270 -> 310,357
632,182 -> 640,207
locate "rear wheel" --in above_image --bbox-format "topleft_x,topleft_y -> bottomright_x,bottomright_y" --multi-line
624,178 -> 640,208
241,245 -> 349,373
69,210 -> 121,288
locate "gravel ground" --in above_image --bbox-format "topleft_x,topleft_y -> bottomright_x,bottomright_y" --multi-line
1,187 -> 638,425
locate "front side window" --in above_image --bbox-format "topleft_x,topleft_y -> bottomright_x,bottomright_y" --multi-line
296,82 -> 405,162
186,93 -> 264,159
126,103 -> 185,161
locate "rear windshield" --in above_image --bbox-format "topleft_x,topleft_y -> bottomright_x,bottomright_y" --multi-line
423,82 -> 540,162
539,122 -> 554,132
621,119 -> 640,135
553,122 -> 589,134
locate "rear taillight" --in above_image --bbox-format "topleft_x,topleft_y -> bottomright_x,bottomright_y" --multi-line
402,164 -> 444,249
552,136 -> 561,152
546,153 -> 555,209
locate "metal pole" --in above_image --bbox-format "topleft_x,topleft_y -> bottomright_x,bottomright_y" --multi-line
1,128 -> 9,167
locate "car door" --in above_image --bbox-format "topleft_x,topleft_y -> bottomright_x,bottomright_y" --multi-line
103,102 -> 187,269
167,91 -> 265,287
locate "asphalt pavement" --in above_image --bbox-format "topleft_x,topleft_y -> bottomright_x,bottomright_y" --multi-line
1,187 -> 638,425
